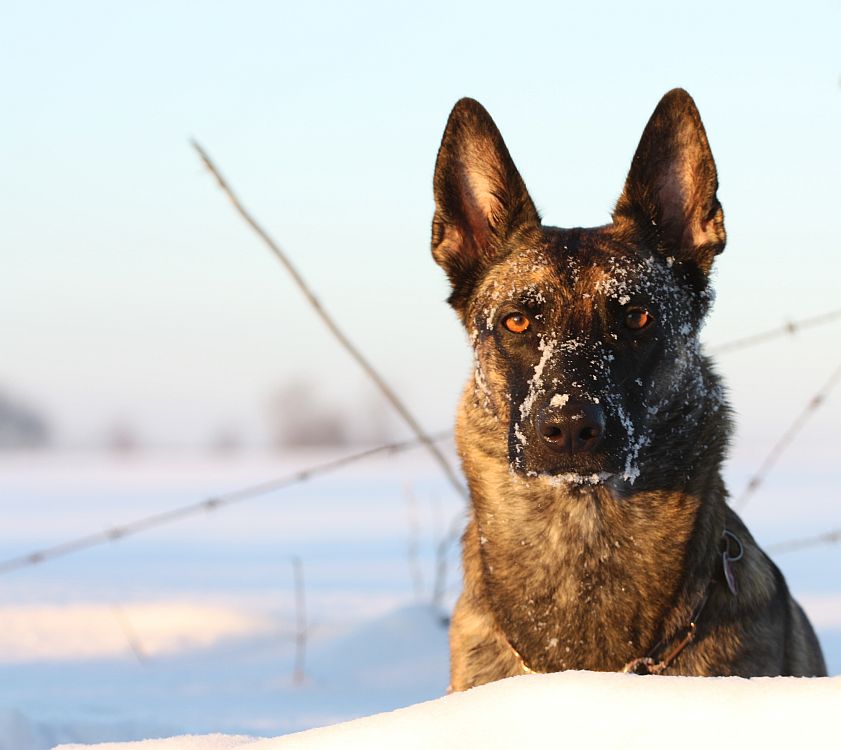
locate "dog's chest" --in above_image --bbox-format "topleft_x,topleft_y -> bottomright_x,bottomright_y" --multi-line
475,487 -> 688,672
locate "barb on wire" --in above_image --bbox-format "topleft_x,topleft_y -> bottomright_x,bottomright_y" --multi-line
767,528 -> 841,555
732,363 -> 841,510
0,431 -> 452,576
709,308 -> 841,355
191,140 -> 466,501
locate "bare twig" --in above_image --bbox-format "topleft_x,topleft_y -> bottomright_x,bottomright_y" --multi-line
431,509 -> 465,612
767,528 -> 841,555
291,556 -> 307,685
191,140 -> 466,501
110,603 -> 148,664
709,308 -> 841,355
405,484 -> 425,601
732,363 -> 841,510
0,431 -> 453,576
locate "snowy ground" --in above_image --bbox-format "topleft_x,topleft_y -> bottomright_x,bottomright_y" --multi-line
56,671 -> 841,750
0,445 -> 838,749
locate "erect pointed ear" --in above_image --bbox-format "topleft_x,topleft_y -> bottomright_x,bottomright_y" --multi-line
613,89 -> 726,278
432,98 -> 540,309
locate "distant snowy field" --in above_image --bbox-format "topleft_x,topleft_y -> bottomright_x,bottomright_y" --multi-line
0,444 -> 838,750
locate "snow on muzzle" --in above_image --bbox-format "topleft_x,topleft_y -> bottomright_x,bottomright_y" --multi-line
509,335 -> 634,481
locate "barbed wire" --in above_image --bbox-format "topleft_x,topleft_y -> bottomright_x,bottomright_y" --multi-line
0,431 -> 453,576
2,314 -> 840,577
767,528 -> 841,555
731,363 -> 841,510
191,140 -> 467,501
708,308 -> 841,355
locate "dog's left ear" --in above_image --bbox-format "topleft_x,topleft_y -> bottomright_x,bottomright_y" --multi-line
614,89 -> 726,277
432,98 -> 540,310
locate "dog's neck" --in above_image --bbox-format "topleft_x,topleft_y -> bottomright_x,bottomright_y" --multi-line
456,362 -> 729,672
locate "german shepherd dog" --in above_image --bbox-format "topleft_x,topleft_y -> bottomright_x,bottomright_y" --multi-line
431,89 -> 826,689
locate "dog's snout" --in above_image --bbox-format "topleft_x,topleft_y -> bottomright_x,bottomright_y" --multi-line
536,402 -> 605,454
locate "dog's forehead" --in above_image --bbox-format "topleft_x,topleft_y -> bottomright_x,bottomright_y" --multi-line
477,245 -> 554,300
473,230 -> 673,314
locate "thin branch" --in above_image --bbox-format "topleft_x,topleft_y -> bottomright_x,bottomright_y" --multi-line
0,431 -> 452,576
291,556 -> 307,685
732,363 -> 841,510
110,603 -> 148,664
709,308 -> 841,355
405,484 -> 425,601
431,509 -> 465,612
191,140 -> 467,501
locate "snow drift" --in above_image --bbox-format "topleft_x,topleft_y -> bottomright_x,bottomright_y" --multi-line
56,669 -> 840,750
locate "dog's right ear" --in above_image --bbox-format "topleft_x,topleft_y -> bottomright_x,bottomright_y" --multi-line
432,98 -> 539,310
613,89 -> 726,282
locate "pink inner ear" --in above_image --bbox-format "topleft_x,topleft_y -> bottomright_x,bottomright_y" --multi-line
657,137 -> 719,250
456,156 -> 497,254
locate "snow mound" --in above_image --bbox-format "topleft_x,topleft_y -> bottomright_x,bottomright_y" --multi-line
55,737 -> 257,750
55,670 -> 841,750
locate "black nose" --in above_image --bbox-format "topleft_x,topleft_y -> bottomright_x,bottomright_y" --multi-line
536,402 -> 605,454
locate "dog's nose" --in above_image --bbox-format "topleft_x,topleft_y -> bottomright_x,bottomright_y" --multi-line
536,402 -> 605,454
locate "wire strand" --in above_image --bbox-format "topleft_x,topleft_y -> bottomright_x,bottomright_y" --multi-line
731,363 -> 841,510
767,528 -> 841,555
2,321 -> 839,575
708,308 -> 841,355
0,432 -> 452,576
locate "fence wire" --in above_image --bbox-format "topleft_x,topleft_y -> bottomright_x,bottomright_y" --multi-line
732,363 -> 841,510
2,313 -> 840,576
0,432 -> 453,576
708,308 -> 841,355
767,528 -> 841,555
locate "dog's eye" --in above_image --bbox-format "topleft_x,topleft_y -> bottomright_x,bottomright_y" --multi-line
625,308 -> 652,331
502,313 -> 531,334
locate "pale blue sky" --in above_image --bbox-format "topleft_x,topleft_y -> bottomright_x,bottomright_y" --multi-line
1,0 -> 839,453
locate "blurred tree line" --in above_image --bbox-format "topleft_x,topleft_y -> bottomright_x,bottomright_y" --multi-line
0,390 -> 50,449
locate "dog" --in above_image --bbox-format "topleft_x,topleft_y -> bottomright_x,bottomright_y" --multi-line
430,89 -> 826,689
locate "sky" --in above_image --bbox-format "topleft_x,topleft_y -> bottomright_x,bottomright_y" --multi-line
1,0 -> 839,451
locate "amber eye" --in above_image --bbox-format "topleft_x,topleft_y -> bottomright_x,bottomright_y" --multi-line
502,313 -> 531,334
625,308 -> 652,331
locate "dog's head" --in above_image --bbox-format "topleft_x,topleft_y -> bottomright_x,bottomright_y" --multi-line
432,90 -> 727,487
